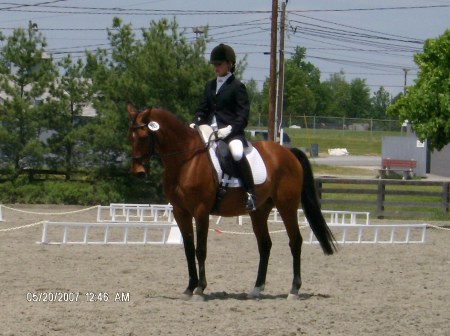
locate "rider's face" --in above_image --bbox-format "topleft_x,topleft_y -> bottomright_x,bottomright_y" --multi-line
213,61 -> 231,77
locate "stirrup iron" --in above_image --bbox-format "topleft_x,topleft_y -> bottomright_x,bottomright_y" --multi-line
245,192 -> 256,211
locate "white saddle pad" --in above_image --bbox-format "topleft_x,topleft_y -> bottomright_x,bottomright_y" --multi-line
198,125 -> 267,188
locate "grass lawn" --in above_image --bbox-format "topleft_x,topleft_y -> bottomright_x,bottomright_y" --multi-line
311,164 -> 378,178
284,128 -> 401,156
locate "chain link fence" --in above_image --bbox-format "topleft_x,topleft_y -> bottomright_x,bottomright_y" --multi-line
251,114 -> 402,133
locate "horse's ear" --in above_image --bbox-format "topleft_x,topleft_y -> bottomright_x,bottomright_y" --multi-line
126,102 -> 136,120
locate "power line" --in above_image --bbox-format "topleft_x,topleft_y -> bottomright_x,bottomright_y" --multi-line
289,30 -> 421,55
0,17 -> 271,31
287,21 -> 423,52
304,54 -> 416,71
290,4 -> 450,12
289,12 -> 423,43
0,0 -> 67,11
1,4 -> 449,15
288,19 -> 423,45
207,17 -> 271,30
0,26 -> 110,31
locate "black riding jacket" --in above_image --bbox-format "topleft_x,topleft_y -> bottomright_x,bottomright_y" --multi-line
193,74 -> 250,138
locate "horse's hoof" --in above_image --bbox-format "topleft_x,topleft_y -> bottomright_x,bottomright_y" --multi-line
180,290 -> 193,301
193,287 -> 204,295
287,293 -> 299,301
180,293 -> 192,301
247,287 -> 262,300
191,294 -> 206,302
190,288 -> 206,301
247,293 -> 260,300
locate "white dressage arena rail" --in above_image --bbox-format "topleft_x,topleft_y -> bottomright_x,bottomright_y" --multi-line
0,203 -> 430,245
38,203 -> 182,245
216,209 -> 370,226
305,224 -> 427,244
97,203 -> 174,223
39,221 -> 182,245
217,208 -> 426,244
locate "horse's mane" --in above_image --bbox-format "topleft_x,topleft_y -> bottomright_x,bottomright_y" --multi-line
149,107 -> 197,138
145,107 -> 182,126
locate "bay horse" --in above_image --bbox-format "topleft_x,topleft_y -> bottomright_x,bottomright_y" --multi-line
126,103 -> 336,300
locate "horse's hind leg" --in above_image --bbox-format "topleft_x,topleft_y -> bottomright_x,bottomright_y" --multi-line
277,204 -> 303,300
248,202 -> 273,299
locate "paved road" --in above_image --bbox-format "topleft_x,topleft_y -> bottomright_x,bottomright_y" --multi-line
310,155 -> 450,181
310,155 -> 380,168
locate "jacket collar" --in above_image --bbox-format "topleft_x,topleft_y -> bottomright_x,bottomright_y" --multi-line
216,74 -> 234,95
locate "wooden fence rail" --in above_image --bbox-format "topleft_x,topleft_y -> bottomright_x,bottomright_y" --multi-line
315,177 -> 450,219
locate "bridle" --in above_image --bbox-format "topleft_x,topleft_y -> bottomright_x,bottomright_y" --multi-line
129,107 -> 158,164
129,107 -> 208,165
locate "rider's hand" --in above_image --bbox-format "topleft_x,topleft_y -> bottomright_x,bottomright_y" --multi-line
217,125 -> 232,139
189,123 -> 196,129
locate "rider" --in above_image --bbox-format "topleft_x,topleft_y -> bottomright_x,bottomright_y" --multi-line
190,43 -> 256,211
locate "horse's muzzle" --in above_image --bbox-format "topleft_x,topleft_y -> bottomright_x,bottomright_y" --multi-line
134,171 -> 146,179
131,160 -> 147,178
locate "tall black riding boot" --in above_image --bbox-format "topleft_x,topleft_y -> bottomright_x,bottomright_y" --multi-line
235,155 -> 256,211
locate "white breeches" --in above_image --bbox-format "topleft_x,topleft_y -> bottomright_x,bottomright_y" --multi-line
229,139 -> 244,161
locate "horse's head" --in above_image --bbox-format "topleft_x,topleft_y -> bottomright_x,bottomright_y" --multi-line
127,102 -> 203,178
126,103 -> 155,178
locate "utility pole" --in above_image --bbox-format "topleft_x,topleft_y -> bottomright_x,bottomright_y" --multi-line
402,68 -> 409,94
276,1 -> 287,142
267,0 -> 278,141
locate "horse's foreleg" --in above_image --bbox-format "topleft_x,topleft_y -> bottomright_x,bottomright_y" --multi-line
173,209 -> 198,299
248,204 -> 273,299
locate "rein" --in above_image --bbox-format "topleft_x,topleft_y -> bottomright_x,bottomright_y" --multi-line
157,143 -> 207,159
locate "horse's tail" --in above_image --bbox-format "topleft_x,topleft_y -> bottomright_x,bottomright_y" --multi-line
290,148 -> 337,255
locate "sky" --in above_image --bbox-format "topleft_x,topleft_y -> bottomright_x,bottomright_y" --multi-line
0,0 -> 449,97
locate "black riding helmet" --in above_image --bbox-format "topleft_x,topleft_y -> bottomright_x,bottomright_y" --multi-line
210,43 -> 236,73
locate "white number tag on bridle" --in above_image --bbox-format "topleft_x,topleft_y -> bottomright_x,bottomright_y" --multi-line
148,121 -> 160,132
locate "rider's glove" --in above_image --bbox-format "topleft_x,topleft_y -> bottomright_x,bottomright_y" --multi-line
189,123 -> 196,129
217,125 -> 232,139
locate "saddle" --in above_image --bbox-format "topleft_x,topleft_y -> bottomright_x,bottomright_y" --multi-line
197,125 -> 267,186
197,125 -> 267,211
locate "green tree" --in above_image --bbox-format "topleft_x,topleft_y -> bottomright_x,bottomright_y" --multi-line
321,72 -> 371,119
83,17 -> 214,174
348,78 -> 371,118
323,71 -> 351,118
283,47 -> 321,117
388,29 -> 450,151
43,55 -> 93,174
245,78 -> 264,127
261,47 -> 322,124
87,17 -> 212,119
314,81 -> 333,117
371,86 -> 391,120
0,24 -> 57,171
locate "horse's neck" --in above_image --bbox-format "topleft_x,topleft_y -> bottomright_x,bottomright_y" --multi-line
162,128 -> 199,153
155,111 -> 202,156
153,111 -> 210,200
